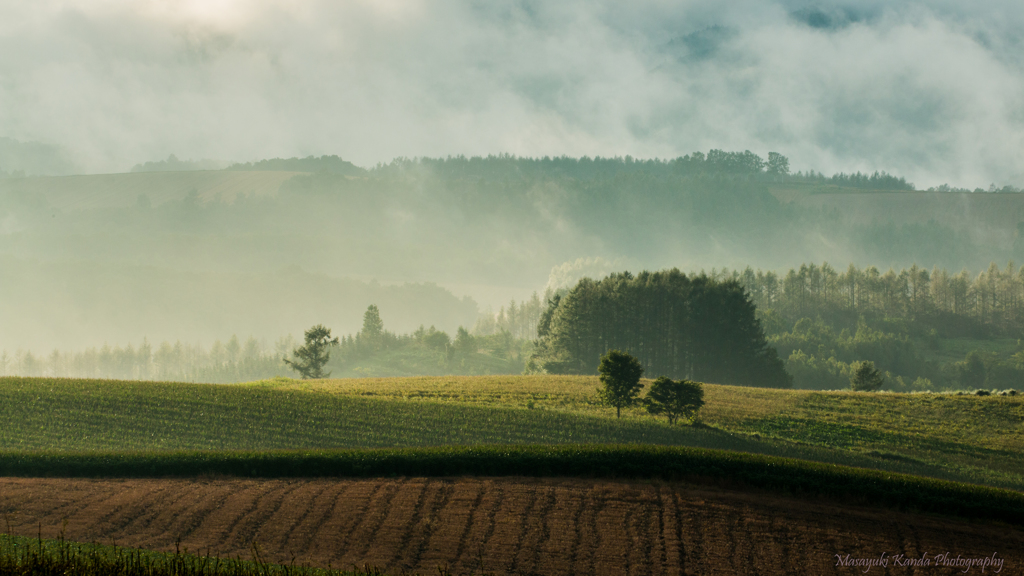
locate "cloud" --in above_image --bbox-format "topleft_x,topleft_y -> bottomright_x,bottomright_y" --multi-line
0,0 -> 1021,187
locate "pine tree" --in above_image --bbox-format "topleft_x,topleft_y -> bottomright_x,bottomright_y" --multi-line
284,325 -> 339,379
361,305 -> 384,351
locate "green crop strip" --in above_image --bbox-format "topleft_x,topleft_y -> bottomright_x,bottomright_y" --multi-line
0,533 -> 379,576
0,445 -> 1021,527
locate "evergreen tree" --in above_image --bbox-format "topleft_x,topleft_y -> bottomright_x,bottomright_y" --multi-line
361,305 -> 384,351
284,324 -> 339,379
454,326 -> 476,355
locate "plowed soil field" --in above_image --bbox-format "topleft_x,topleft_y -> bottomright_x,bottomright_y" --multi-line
1,477 -> 1019,575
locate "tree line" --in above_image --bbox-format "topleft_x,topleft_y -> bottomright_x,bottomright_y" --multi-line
0,335 -> 296,383
326,304 -> 532,375
370,149 -> 793,182
726,261 -> 1024,337
789,170 -> 914,190
715,261 -> 1024,391
472,293 -> 544,340
0,300 -> 545,382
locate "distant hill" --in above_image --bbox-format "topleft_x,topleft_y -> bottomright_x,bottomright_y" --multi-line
0,255 -> 478,351
227,155 -> 366,176
0,170 -> 302,209
770,186 -> 1024,247
2,150 -> 1023,354
0,137 -> 78,176
130,154 -> 227,172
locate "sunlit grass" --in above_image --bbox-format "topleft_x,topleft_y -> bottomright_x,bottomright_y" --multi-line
253,375 -> 1024,490
2,375 -> 1022,491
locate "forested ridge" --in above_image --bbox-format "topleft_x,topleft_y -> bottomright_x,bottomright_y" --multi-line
2,149 -> 1023,369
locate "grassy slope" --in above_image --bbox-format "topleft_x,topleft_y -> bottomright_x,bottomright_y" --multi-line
1,376 -> 1021,491
268,375 -> 1024,489
334,347 -> 523,378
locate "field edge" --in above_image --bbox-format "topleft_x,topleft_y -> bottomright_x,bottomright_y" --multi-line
2,444 -> 1021,527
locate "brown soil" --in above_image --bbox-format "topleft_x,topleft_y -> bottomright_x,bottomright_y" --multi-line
0,477 -> 1019,575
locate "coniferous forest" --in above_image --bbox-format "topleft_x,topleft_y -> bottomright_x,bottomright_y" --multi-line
531,270 -> 791,388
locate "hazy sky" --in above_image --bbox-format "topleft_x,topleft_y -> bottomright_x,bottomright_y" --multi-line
1,0 -> 1022,187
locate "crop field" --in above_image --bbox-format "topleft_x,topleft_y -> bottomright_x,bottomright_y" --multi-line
1,376 -> 1022,490
1,476 -> 1020,576
261,375 -> 1024,489
2,375 -> 1023,574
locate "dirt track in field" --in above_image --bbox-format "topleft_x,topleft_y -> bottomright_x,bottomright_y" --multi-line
0,477 -> 1019,575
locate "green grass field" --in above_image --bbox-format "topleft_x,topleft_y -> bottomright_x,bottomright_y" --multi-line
1,375 -> 1021,491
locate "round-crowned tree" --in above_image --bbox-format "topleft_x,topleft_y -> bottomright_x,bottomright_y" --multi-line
598,349 -> 645,418
645,377 -> 705,425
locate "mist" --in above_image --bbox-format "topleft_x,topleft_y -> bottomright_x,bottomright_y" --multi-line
0,1 -> 1022,188
3,1 -> 1024,363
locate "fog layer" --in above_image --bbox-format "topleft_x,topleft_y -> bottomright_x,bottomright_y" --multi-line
1,1 -> 1022,187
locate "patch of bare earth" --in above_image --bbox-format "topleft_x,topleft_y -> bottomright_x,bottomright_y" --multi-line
0,477 -> 1019,575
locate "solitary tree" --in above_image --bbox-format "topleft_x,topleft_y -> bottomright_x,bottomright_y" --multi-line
850,360 -> 884,392
284,324 -> 339,379
597,350 -> 645,418
645,377 -> 705,425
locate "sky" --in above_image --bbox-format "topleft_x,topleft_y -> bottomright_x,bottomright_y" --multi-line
1,0 -> 1022,188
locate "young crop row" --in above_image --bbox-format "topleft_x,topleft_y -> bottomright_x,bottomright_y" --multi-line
0,533 -> 380,576
1,445 -> 1022,527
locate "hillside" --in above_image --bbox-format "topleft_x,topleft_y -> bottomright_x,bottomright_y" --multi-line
0,257 -> 479,351
2,374 -> 1021,574
2,376 -> 1021,491
0,170 -> 304,209
4,170 -> 1011,360
2,155 -> 1023,356
769,184 -> 1024,249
